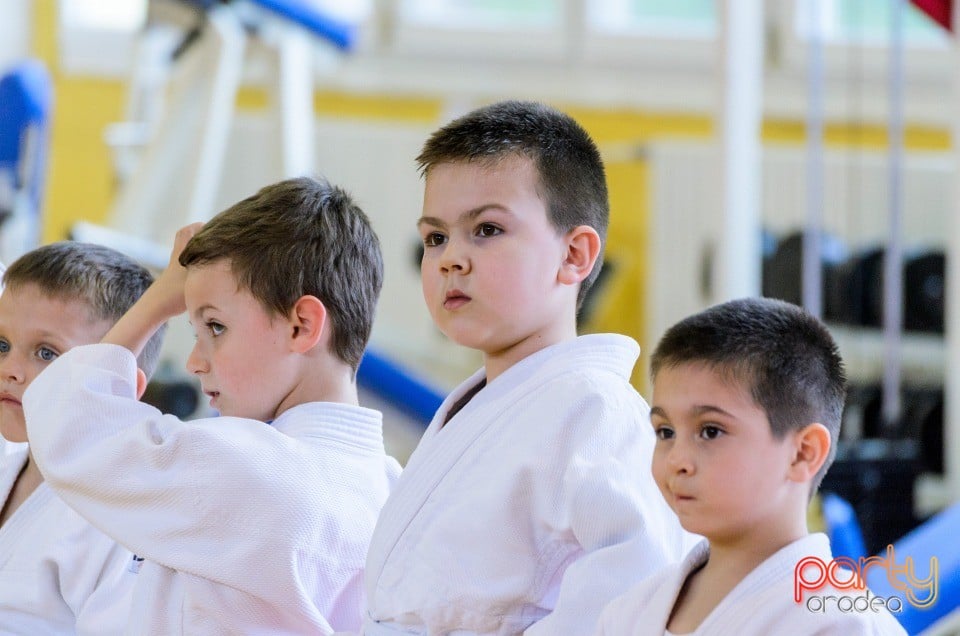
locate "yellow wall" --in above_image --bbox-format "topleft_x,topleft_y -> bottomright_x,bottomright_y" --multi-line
32,0 -> 127,243
31,3 -> 950,395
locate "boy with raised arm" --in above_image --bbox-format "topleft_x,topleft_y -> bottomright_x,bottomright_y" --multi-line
0,242 -> 163,633
363,100 -> 690,635
594,297 -> 906,635
24,177 -> 400,634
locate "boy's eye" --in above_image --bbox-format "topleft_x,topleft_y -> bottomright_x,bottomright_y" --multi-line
654,426 -> 674,441
700,425 -> 723,440
475,223 -> 502,238
207,321 -> 225,336
0,339 -> 8,354
423,232 -> 446,247
36,346 -> 58,362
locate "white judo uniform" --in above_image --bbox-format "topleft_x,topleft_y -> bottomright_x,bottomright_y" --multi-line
363,334 -> 691,635
23,344 -> 401,635
0,447 -> 135,635
594,534 -> 908,636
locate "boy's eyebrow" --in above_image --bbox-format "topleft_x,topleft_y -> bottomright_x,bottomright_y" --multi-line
649,404 -> 736,419
416,204 -> 510,229
691,404 -> 735,418
190,303 -> 219,317
25,328 -> 69,344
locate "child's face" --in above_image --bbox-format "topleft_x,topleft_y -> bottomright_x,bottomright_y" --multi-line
184,260 -> 300,421
418,155 -> 572,363
650,361 -> 800,546
0,284 -> 112,443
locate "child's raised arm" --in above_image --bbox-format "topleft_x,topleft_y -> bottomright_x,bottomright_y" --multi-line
102,223 -> 203,357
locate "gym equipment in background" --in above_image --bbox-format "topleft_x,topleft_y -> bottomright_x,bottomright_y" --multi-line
866,501 -> 960,635
141,362 -> 201,419
901,385 -> 945,475
357,350 -> 443,425
823,245 -> 885,328
764,233 -> 946,335
0,59 -> 52,264
75,0 -> 369,267
821,491 -> 868,562
820,439 -> 920,557
904,248 -> 945,334
761,229 -> 847,310
842,382 -> 945,476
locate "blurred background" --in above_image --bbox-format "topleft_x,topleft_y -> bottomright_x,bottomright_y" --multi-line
0,2 -> 957,630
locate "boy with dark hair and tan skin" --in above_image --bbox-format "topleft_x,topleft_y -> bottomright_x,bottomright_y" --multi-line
0,242 -> 163,633
594,297 -> 906,635
24,176 -> 400,634
362,100 -> 690,635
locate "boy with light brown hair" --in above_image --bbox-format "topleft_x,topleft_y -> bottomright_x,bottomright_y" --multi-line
25,176 -> 400,634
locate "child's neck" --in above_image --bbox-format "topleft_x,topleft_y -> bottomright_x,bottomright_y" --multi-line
312,364 -> 359,405
668,519 -> 808,633
483,319 -> 578,383
276,359 -> 360,417
707,511 -> 808,584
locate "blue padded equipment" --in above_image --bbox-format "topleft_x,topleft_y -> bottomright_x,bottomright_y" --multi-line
175,1 -> 360,50
822,491 -> 868,562
248,0 -> 359,50
866,502 -> 960,634
242,0 -> 357,51
358,348 -> 444,426
0,59 -> 53,219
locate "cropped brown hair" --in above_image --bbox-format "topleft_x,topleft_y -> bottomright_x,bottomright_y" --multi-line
179,176 -> 383,371
651,297 -> 847,494
416,100 -> 608,310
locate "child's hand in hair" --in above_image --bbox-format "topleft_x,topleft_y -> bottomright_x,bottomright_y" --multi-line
152,223 -> 204,316
102,223 -> 204,357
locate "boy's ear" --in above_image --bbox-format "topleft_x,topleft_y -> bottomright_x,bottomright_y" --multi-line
787,423 -> 831,483
288,295 -> 327,353
558,225 -> 602,286
135,368 -> 148,400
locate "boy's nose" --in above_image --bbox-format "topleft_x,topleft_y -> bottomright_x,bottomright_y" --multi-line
185,343 -> 209,375
665,439 -> 695,475
0,354 -> 26,384
439,240 -> 470,274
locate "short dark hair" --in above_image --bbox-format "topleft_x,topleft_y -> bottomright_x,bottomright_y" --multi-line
650,297 -> 847,493
179,176 -> 383,371
416,100 -> 608,310
3,242 -> 165,378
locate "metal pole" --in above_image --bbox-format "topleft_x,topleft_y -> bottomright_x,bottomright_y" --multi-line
716,0 -> 764,302
946,0 -> 960,499
803,0 -> 825,317
882,0 -> 905,432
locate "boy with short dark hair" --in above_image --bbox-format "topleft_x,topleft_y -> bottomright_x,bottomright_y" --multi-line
363,100 -> 690,634
0,242 -> 163,633
25,176 -> 400,634
594,297 -> 906,635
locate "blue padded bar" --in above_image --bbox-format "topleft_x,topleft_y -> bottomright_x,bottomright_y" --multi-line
822,492 -> 868,562
0,60 -> 53,208
866,502 -> 960,634
248,0 -> 358,50
357,348 -> 444,426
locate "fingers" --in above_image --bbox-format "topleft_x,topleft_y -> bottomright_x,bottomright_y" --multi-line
169,222 -> 205,268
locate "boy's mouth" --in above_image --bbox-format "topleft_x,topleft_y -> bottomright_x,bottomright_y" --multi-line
444,290 -> 471,310
0,392 -> 22,407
